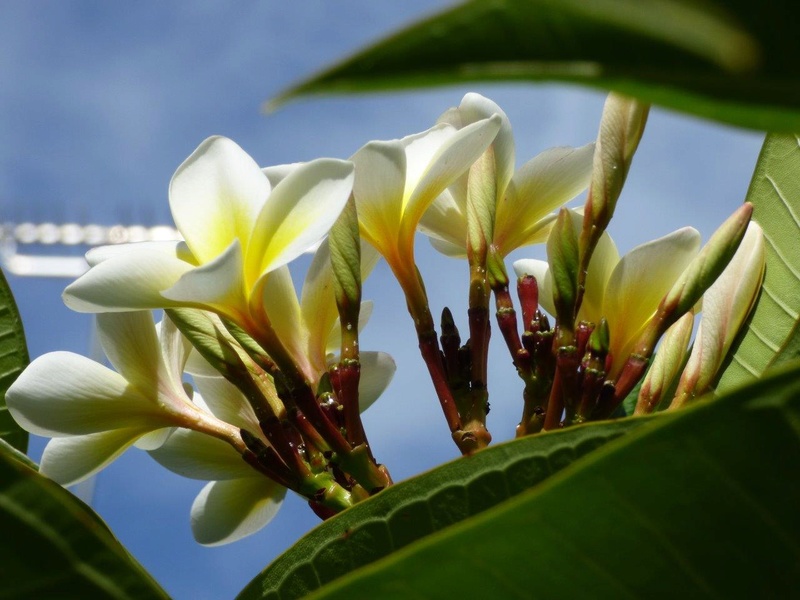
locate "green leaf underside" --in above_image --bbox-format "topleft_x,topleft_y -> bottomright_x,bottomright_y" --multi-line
0,444 -> 168,599
271,0 -> 800,132
0,268 -> 29,453
239,418 -> 646,599
305,361 -> 800,599
717,134 -> 800,391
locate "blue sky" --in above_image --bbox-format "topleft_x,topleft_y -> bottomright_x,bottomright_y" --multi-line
1,2 -> 764,598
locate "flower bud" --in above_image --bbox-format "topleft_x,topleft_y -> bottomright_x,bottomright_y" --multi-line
670,221 -> 765,408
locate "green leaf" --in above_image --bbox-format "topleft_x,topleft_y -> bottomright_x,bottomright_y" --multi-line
0,268 -> 29,453
239,417 -> 645,599
271,0 -> 800,132
717,134 -> 800,391
306,361 -> 800,599
0,441 -> 168,599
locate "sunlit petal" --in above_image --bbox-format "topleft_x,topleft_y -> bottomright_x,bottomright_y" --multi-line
63,245 -> 195,312
86,241 -> 195,267
247,158 -> 354,282
162,239 -> 247,318
497,143 -> 594,253
261,266 -> 307,366
40,427 -> 150,486
134,427 -> 174,451
604,227 -> 701,369
351,139 -> 407,252
403,116 -> 502,245
6,352 -> 160,437
170,136 -> 269,263
299,241 -> 339,365
191,478 -> 286,546
454,93 -> 515,200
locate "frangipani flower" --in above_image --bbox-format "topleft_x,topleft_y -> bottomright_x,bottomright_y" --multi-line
6,312 -> 243,486
514,210 -> 701,378
149,375 -> 286,546
419,93 -> 595,259
350,112 -> 502,289
63,136 -> 355,340
188,239 -> 397,406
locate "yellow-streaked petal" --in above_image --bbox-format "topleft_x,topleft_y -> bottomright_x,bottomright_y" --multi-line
402,116 -> 502,249
161,239 -> 248,320
604,227 -> 701,373
170,136 -> 269,263
351,138 -> 408,254
261,266 -> 307,368
497,143 -> 594,254
247,158 -> 354,285
190,478 -> 286,546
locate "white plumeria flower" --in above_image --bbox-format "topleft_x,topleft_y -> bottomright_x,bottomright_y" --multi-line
419,93 -> 595,258
148,375 -> 286,546
350,111 -> 502,289
5,312 -> 242,486
186,239 -> 397,407
63,137 -> 354,339
514,210 -> 701,378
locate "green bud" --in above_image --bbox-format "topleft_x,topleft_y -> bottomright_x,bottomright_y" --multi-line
329,194 -> 362,315
548,208 -> 580,340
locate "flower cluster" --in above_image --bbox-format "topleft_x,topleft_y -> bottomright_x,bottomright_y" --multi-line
6,92 -> 765,545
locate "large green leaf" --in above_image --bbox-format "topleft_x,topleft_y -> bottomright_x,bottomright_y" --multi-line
303,361 -> 800,599
0,443 -> 168,599
239,417 -> 647,599
717,134 -> 800,391
271,0 -> 800,132
0,268 -> 29,453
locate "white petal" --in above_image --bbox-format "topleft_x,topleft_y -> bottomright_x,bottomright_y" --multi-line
604,227 -> 701,371
148,426 -> 254,480
191,478 -> 286,546
356,351 -> 396,412
428,236 -> 469,259
418,189 -> 467,256
86,241 -> 194,267
158,314 -> 194,394
40,428 -> 150,486
170,136 -> 269,263
299,241 -> 339,367
134,427 -> 174,450
246,158 -> 354,281
262,162 -> 303,187
456,93 -> 515,201
351,139 -> 407,252
261,266 -> 307,367
404,116 -> 502,243
6,352 -> 161,437
192,375 -> 260,432
63,245 -> 195,312
96,312 -> 159,394
185,348 -> 221,378
161,239 -> 248,318
497,143 -> 594,254
579,224 -> 620,325
513,259 -> 556,317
